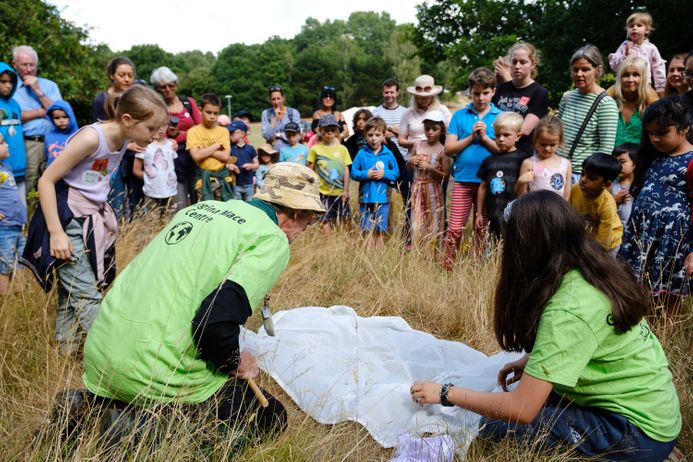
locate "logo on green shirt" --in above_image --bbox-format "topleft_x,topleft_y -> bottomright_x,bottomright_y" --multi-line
165,221 -> 193,245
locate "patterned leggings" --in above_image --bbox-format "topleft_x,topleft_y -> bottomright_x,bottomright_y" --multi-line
443,182 -> 484,270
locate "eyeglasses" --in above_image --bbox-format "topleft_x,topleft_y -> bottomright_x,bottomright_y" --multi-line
322,94 -> 335,99
157,83 -> 176,90
415,86 -> 433,93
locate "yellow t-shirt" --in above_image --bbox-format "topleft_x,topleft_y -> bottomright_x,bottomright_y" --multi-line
307,143 -> 352,196
186,124 -> 231,173
570,185 -> 623,251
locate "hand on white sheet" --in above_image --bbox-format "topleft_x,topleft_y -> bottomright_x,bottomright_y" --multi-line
410,381 -> 442,406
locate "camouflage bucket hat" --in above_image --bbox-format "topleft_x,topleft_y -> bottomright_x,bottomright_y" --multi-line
255,163 -> 326,213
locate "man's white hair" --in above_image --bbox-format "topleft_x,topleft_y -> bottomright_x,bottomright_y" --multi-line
12,45 -> 39,66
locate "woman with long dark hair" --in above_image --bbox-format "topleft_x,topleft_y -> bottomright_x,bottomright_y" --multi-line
411,191 -> 680,461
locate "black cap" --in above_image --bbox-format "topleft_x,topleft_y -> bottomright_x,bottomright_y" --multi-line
284,122 -> 301,133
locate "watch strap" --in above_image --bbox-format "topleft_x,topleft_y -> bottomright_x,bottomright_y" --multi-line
440,383 -> 454,407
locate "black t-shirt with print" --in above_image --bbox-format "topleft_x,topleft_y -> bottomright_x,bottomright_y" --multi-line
492,81 -> 549,155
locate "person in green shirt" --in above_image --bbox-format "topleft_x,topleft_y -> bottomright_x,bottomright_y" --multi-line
51,162 -> 325,449
411,191 -> 680,461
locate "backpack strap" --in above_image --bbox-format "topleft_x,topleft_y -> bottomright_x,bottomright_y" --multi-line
567,91 -> 608,160
179,95 -> 193,114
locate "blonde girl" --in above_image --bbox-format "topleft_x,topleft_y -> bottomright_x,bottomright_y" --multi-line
23,85 -> 168,354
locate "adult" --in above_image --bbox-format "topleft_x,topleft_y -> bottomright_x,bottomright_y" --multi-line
151,66 -> 202,210
411,191 -> 680,461
78,163 -> 325,446
93,57 -> 137,219
491,42 -> 549,155
664,53 -> 691,97
311,86 -> 349,140
261,85 -> 301,151
372,78 -> 408,159
92,57 -> 134,122
557,45 -> 618,178
607,57 -> 658,146
397,75 -> 452,247
683,52 -> 693,117
11,45 -> 62,195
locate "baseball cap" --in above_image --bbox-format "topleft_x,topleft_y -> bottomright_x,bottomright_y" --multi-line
254,163 -> 326,213
422,110 -> 445,123
284,122 -> 301,133
228,120 -> 248,133
318,114 -> 339,128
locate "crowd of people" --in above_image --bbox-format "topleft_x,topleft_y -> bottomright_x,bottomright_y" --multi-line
0,10 -> 691,460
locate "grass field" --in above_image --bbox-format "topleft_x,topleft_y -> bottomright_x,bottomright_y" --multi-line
0,181 -> 690,460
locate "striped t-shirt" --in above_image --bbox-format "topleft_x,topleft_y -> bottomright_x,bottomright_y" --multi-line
557,90 -> 618,173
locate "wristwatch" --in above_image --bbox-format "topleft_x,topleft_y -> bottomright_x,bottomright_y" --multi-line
440,383 -> 454,407
35,90 -> 45,98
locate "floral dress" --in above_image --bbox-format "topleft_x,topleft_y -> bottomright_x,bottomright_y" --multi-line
619,151 -> 693,296
410,140 -> 445,252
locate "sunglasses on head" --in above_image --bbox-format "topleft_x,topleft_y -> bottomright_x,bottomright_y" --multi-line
269,85 -> 283,92
322,86 -> 336,93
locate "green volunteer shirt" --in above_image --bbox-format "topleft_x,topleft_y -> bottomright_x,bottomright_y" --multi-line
525,270 -> 681,442
83,200 -> 290,405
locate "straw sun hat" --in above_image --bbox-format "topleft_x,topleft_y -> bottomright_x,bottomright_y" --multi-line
407,74 -> 443,97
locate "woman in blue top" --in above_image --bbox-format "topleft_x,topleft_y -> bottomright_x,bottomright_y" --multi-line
411,191 -> 681,461
261,85 -> 301,151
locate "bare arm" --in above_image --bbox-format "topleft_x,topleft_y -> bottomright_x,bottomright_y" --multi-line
189,143 -> 221,162
132,158 -> 144,180
563,164 -> 573,200
37,126 -> 101,260
474,181 -> 487,230
515,158 -> 534,195
444,133 -> 474,157
520,113 -> 541,138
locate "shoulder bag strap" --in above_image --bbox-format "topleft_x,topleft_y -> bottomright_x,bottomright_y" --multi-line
567,91 -> 608,160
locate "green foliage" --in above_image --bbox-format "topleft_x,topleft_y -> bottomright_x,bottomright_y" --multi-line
415,0 -> 693,105
0,0 -> 109,124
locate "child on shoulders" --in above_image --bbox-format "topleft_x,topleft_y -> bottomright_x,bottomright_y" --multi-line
608,11 -> 666,95
279,122 -> 309,165
351,117 -> 399,249
187,93 -> 238,201
570,152 -> 623,255
44,100 -> 78,168
517,115 -> 572,199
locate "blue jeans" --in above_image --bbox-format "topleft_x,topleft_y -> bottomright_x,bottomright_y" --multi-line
0,225 -> 25,275
234,183 -> 254,201
479,392 -> 676,461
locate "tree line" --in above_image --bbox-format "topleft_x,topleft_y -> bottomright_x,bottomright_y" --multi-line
2,0 -> 691,126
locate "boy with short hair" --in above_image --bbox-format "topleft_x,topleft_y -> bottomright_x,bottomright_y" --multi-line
307,114 -> 352,229
351,117 -> 399,248
187,93 -> 238,201
475,111 -> 527,239
279,122 -> 309,165
0,62 -> 26,206
229,120 -> 258,201
0,132 -> 27,295
570,152 -> 623,254
44,100 -> 78,168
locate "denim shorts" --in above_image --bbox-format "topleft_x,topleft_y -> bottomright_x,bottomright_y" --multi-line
320,194 -> 351,223
0,225 -> 25,275
359,203 -> 389,232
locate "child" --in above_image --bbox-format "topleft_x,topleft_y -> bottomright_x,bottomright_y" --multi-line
228,120 -> 258,201
255,143 -> 278,191
411,191 -> 680,461
0,62 -> 26,205
620,97 -> 693,316
608,11 -> 666,95
186,93 -> 238,201
343,108 -> 373,160
475,112 -> 527,239
279,122 -> 309,165
516,115 -> 572,199
44,100 -> 78,168
569,152 -> 623,255
21,86 -> 168,354
0,133 -> 27,295
307,114 -> 352,229
408,110 -> 448,253
443,67 -> 500,270
351,117 -> 399,248
610,142 -> 638,225
132,125 -> 178,211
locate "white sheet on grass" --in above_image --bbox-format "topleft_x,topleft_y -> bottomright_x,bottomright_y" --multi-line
241,306 -> 521,457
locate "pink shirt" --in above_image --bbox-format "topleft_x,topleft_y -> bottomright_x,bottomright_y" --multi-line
608,39 -> 666,92
62,123 -> 127,203
528,155 -> 570,197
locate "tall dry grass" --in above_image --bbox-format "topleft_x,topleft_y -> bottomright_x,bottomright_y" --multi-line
0,192 -> 690,461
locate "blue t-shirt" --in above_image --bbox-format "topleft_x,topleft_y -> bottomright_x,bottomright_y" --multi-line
0,161 -> 27,226
279,143 -> 309,165
448,103 -> 500,183
232,143 -> 258,186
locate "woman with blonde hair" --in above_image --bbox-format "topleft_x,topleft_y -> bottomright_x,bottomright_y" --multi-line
607,57 -> 659,145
